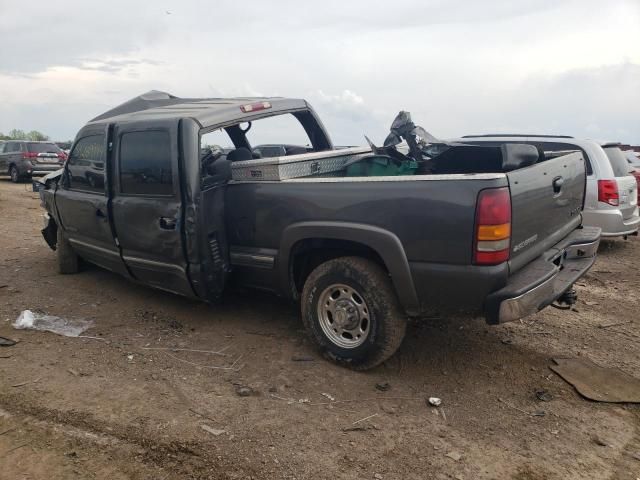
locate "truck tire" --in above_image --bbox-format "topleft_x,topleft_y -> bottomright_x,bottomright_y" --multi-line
301,256 -> 407,370
9,165 -> 20,183
57,227 -> 79,274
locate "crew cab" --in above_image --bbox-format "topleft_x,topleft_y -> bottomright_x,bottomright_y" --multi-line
38,91 -> 601,369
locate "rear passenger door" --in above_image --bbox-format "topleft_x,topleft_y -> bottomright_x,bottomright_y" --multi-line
55,128 -> 128,275
111,121 -> 194,297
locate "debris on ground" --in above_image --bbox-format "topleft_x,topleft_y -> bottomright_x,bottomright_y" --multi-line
13,310 -> 93,337
428,397 -> 442,407
374,473 -> 383,480
321,392 -> 335,401
291,355 -> 315,362
375,382 -> 391,392
0,336 -> 16,347
550,358 -> 640,403
591,436 -> 608,447
445,451 -> 462,461
201,425 -> 226,436
236,386 -> 253,397
535,390 -> 553,402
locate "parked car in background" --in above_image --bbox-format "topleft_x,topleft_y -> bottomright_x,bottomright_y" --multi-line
455,135 -> 640,238
623,149 -> 640,191
625,150 -> 640,168
0,140 -> 67,183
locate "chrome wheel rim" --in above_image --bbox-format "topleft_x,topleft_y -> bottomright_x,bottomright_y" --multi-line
10,168 -> 18,182
317,283 -> 370,349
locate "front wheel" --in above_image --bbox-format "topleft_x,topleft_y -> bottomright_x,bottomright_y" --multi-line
301,256 -> 407,370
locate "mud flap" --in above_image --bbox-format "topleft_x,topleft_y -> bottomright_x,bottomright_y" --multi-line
41,216 -> 58,251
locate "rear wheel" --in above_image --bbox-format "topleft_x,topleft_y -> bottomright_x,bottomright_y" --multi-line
9,165 -> 20,183
57,227 -> 79,274
301,256 -> 407,370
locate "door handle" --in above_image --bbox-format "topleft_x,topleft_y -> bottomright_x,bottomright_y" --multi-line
159,216 -> 177,230
552,176 -> 564,194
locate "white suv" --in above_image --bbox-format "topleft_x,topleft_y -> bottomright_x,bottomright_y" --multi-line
455,135 -> 640,238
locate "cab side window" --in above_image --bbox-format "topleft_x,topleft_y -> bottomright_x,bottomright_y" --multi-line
119,131 -> 173,196
66,135 -> 106,193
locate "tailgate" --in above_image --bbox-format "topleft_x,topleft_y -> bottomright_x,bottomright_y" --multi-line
507,151 -> 586,273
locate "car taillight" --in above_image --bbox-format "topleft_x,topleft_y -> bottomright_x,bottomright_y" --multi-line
240,101 -> 271,113
22,152 -> 38,159
597,179 -> 619,206
474,187 -> 511,265
57,152 -> 67,162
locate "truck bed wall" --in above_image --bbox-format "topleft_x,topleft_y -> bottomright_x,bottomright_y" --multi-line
223,176 -> 510,314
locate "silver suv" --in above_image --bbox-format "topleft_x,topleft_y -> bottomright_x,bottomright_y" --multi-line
0,140 -> 66,183
455,135 -> 640,238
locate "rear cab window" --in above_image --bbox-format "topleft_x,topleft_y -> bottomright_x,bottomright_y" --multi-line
66,135 -> 106,193
199,112 -> 315,185
603,146 -> 633,177
119,131 -> 173,196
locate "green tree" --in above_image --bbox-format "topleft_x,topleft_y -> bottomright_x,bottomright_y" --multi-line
26,130 -> 50,141
0,132 -> 10,140
8,129 -> 26,140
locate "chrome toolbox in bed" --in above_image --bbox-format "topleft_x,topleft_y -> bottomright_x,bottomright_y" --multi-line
230,146 -> 371,181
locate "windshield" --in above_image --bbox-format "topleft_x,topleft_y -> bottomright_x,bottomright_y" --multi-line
27,142 -> 62,154
604,146 -> 632,177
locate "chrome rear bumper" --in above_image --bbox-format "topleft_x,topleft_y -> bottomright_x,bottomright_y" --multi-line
485,226 -> 601,324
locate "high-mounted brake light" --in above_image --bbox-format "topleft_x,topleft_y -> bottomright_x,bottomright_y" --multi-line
240,101 -> 271,113
597,179 -> 619,206
474,187 -> 511,265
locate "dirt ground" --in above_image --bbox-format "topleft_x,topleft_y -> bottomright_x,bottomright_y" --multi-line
0,178 -> 638,480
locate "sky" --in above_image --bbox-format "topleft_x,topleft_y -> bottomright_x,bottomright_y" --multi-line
0,0 -> 639,145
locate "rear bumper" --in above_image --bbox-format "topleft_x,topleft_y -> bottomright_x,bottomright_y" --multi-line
484,226 -> 601,324
583,207 -> 640,237
18,161 -> 62,176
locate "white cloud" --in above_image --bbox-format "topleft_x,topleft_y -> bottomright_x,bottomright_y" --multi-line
0,0 -> 638,144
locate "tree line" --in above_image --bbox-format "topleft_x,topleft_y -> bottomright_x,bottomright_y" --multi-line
0,129 -> 50,141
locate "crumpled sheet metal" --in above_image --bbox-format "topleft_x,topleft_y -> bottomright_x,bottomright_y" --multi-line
550,357 -> 640,403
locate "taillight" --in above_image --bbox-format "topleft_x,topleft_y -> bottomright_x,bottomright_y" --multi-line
22,152 -> 38,159
57,152 -> 67,162
597,179 -> 619,206
240,101 -> 271,113
474,187 -> 511,265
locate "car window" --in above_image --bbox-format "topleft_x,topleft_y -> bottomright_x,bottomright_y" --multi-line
461,140 -> 594,175
0,143 -> 5,154
603,146 -> 632,177
119,130 -> 173,196
5,142 -> 17,153
27,142 -> 62,154
66,135 -> 105,193
244,113 -> 312,152
527,142 -> 593,176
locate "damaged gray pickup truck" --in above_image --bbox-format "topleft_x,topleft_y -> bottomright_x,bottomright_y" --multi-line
39,90 -> 601,369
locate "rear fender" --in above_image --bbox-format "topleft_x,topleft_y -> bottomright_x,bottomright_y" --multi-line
279,221 -> 420,315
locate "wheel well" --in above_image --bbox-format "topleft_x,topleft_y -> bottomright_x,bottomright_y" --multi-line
289,238 -> 388,298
